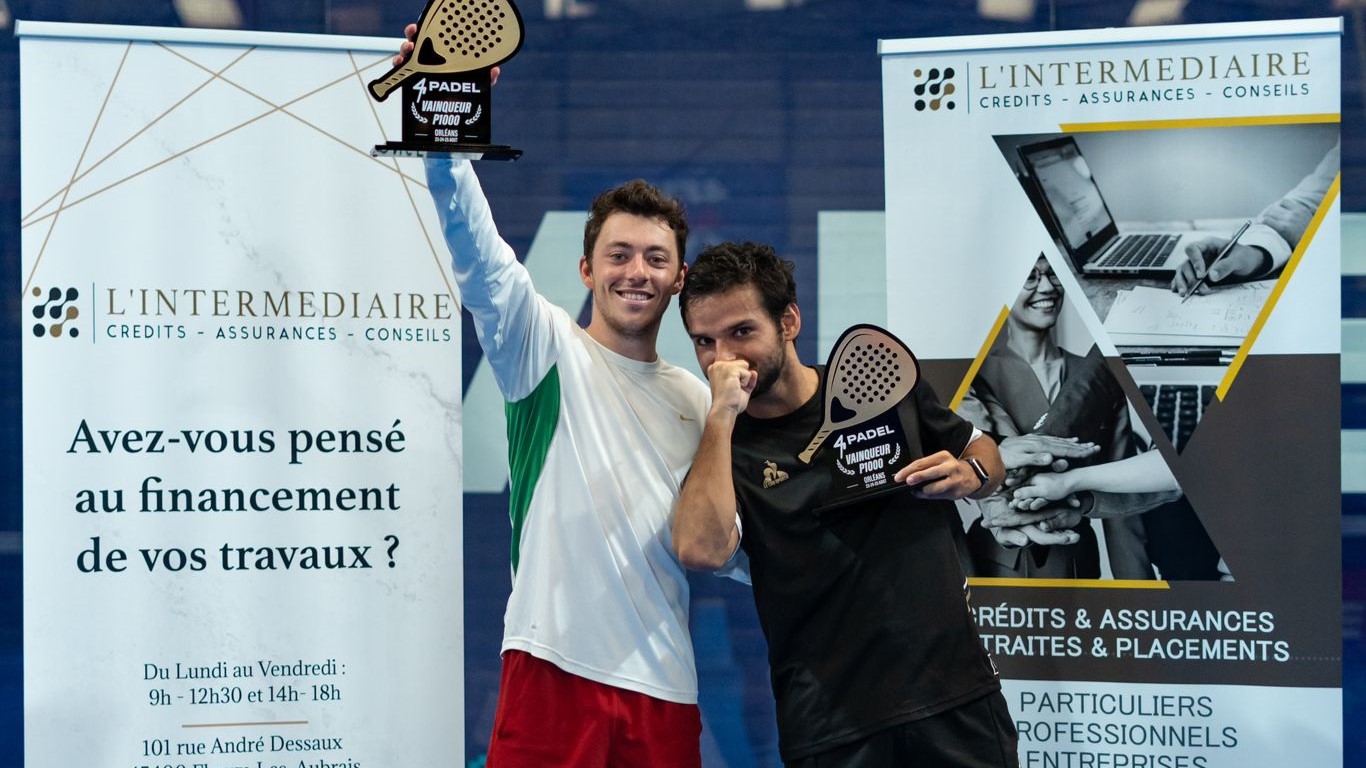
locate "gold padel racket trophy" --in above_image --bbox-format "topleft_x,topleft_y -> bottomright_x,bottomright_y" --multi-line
799,324 -> 922,511
369,0 -> 524,160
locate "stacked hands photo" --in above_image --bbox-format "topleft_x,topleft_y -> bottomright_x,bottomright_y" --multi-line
957,256 -> 1206,581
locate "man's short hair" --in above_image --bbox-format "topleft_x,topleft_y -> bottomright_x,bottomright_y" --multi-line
680,241 -> 797,329
583,180 -> 688,265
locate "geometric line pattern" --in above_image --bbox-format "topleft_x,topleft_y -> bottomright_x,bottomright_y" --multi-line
24,43 -> 132,296
349,49 -> 456,302
21,42 -> 444,296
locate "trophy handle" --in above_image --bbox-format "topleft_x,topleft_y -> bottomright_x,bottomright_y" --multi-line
798,428 -> 833,465
369,61 -> 419,101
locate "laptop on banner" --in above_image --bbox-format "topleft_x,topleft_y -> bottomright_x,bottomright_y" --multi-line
1018,136 -> 1204,279
1128,364 -> 1224,452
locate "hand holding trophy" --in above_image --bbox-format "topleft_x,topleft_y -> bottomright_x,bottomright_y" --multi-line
799,324 -> 925,513
370,0 -> 525,159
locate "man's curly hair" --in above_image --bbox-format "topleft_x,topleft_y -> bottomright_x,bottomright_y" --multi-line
680,241 -> 797,330
582,180 -> 688,266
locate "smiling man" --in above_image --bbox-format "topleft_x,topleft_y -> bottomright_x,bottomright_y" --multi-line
673,241 -> 1017,767
424,155 -> 710,767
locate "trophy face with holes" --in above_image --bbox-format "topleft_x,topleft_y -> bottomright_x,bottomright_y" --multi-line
801,324 -> 922,513
369,0 -> 524,160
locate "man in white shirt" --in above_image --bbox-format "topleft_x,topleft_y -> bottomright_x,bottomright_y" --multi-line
397,34 -> 711,767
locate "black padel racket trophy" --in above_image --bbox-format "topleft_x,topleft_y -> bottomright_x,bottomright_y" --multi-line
369,0 -> 524,160
799,324 -> 922,511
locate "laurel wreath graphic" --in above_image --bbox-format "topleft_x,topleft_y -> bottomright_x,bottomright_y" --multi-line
835,443 -> 901,477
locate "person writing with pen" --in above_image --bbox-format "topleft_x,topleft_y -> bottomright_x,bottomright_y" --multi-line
1170,139 -> 1338,297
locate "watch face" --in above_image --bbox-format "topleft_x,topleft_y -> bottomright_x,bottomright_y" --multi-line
968,458 -> 989,486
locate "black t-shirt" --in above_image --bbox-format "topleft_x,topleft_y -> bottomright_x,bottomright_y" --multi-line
731,367 -> 1002,760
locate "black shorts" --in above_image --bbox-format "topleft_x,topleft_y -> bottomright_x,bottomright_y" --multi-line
786,691 -> 1019,768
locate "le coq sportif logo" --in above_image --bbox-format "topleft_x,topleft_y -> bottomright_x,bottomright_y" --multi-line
31,286 -> 81,339
913,67 -> 956,112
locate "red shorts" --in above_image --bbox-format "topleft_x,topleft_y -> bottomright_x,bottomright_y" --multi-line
486,650 -> 702,768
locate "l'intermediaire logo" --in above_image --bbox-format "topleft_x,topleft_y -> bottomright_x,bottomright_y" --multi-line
31,286 -> 81,339
29,284 -> 458,346
913,67 -> 957,111
907,48 -> 1317,117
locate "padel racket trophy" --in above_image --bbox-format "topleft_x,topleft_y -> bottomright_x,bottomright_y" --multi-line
799,324 -> 922,511
369,0 -> 524,160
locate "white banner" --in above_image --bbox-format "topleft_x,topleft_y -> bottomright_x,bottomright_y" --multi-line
20,22 -> 464,767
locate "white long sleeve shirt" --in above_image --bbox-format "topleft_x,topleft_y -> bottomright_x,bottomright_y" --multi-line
426,156 -> 710,703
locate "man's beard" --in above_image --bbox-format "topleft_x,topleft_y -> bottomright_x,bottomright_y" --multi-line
749,346 -> 787,400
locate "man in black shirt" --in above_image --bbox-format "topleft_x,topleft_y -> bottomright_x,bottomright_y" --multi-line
673,241 -> 1019,767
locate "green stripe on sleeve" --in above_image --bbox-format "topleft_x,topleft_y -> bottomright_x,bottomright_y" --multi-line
504,366 -> 561,574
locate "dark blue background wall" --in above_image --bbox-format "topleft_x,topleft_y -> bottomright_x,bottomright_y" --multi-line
1,1 -> 1362,765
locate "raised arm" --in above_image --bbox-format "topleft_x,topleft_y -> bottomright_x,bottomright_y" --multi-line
425,156 -> 557,400
673,359 -> 754,571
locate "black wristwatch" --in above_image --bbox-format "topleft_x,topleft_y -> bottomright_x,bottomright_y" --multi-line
965,457 -> 989,492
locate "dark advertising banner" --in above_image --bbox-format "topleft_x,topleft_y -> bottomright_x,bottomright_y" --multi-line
881,19 -> 1341,766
